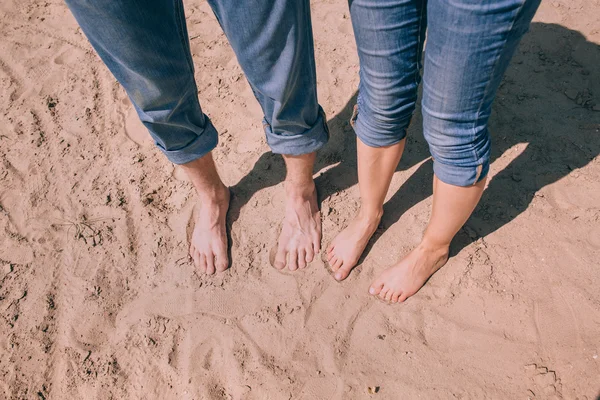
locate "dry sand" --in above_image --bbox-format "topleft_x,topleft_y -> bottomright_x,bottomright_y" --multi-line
1,0 -> 599,399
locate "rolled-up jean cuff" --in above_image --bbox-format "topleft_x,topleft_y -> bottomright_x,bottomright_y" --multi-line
352,114 -> 409,148
433,158 -> 490,187
266,111 -> 329,156
158,121 -> 219,165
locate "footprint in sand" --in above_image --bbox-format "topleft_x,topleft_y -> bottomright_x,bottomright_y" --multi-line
53,49 -> 78,66
585,225 -> 600,250
113,287 -> 266,342
533,287 -> 583,358
524,364 -> 562,399
297,376 -> 343,400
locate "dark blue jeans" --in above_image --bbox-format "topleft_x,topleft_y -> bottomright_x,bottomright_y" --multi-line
350,0 -> 540,186
65,0 -> 329,164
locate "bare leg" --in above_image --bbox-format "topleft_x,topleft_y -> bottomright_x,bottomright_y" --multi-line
273,152 -> 321,271
327,138 -> 406,280
180,153 -> 230,275
370,174 -> 486,302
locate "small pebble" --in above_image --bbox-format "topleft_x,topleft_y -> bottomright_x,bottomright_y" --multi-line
564,89 -> 578,100
367,386 -> 380,394
2,264 -> 12,274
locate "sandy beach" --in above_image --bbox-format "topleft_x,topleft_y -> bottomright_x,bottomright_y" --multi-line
1,0 -> 599,398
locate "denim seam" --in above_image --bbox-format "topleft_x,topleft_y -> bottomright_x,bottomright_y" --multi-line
354,78 -> 363,130
304,0 -> 326,139
304,0 -> 318,107
473,164 -> 483,183
173,0 -> 203,112
470,0 -> 528,185
173,0 -> 211,142
173,0 -> 195,77
414,0 -> 426,89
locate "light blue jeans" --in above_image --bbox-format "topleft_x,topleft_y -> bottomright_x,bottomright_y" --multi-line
349,0 -> 541,186
65,0 -> 329,164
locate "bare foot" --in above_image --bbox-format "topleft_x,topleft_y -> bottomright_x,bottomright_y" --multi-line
273,182 -> 321,271
369,242 -> 449,303
189,185 -> 230,275
326,212 -> 381,281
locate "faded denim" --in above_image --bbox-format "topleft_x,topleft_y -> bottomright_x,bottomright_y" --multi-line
349,0 -> 541,186
65,0 -> 329,164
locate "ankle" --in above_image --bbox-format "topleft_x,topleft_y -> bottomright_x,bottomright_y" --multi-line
284,179 -> 315,199
357,207 -> 383,227
197,183 -> 229,205
418,237 -> 450,255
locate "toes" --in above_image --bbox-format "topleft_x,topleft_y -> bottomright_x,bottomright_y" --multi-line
298,249 -> 307,269
327,254 -> 337,267
206,254 -> 216,275
274,245 -> 287,270
288,250 -> 299,271
330,256 -> 343,272
214,244 -> 229,272
378,287 -> 390,301
369,280 -> 385,295
191,249 -> 205,273
305,245 -> 314,264
384,289 -> 394,303
215,233 -> 229,272
391,291 -> 401,303
199,253 -> 208,273
215,254 -> 229,272
334,262 -> 352,281
327,242 -> 334,254
313,235 -> 321,254
326,249 -> 334,262
398,293 -> 408,303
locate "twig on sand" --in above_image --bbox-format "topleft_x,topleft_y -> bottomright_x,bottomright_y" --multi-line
51,216 -> 110,247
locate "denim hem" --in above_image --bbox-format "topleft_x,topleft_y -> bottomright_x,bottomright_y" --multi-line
159,121 -> 219,165
433,158 -> 490,187
266,111 -> 329,156
352,113 -> 408,148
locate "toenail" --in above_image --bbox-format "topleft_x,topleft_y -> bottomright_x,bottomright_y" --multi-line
369,288 -> 375,294
335,273 -> 342,280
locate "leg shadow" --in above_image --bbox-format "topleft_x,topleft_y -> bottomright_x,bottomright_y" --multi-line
343,22 -> 600,262
452,22 -> 600,254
